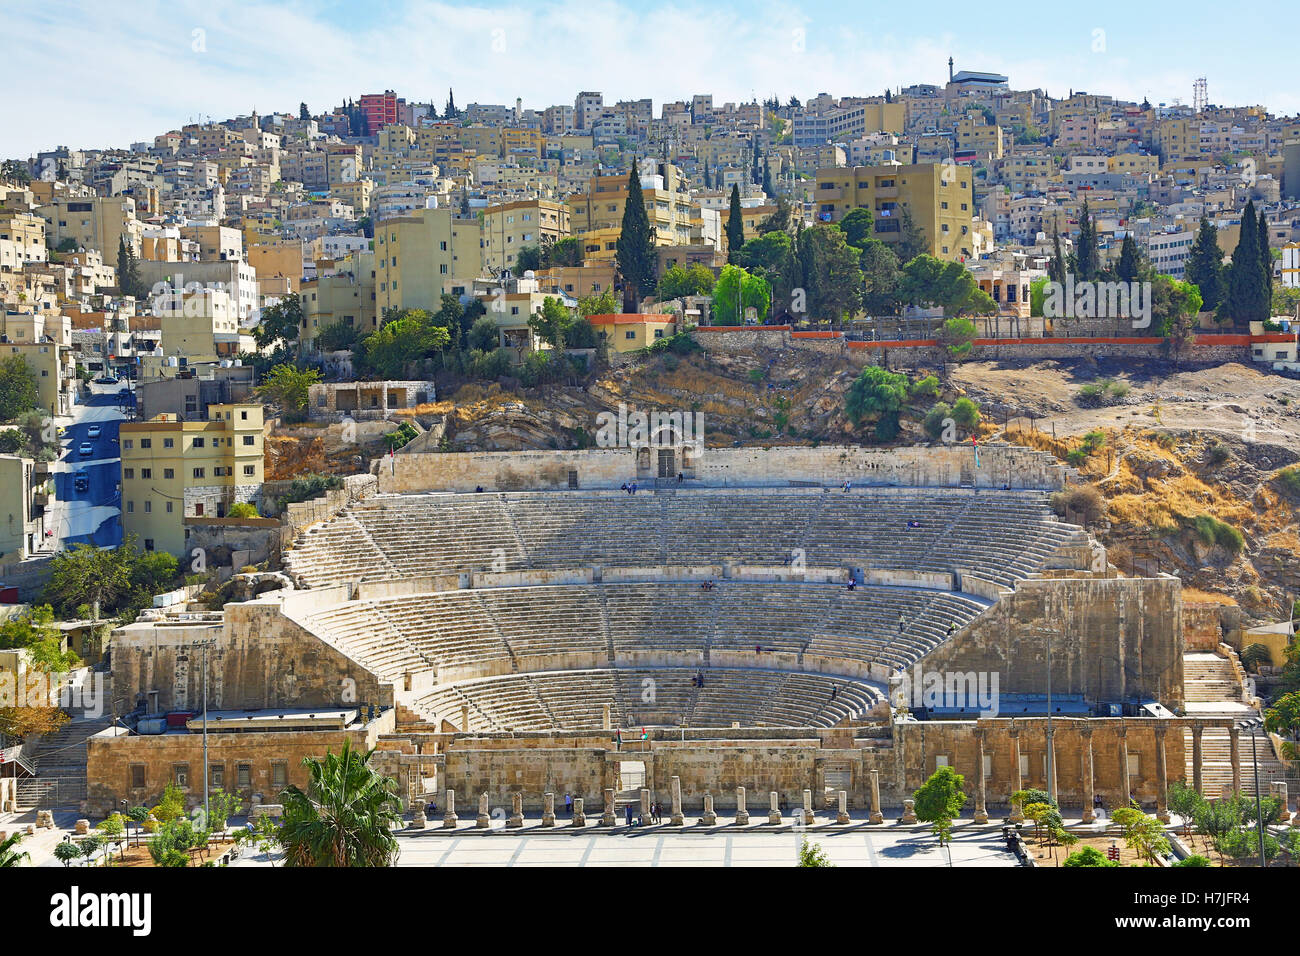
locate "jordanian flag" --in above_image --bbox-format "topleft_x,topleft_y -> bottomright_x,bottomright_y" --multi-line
971,435 -> 980,468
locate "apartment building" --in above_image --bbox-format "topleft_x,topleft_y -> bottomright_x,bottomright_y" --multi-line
300,251 -> 378,349
0,454 -> 47,565
813,162 -> 976,260
374,204 -> 483,318
36,195 -> 140,257
0,310 -> 76,415
119,403 -> 265,556
155,287 -> 254,364
567,164 -> 695,246
482,199 -> 571,275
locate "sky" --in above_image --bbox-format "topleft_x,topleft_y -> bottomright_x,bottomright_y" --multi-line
6,0 -> 1297,158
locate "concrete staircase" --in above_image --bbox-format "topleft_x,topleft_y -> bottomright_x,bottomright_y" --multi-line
1183,652 -> 1285,797
19,713 -> 115,809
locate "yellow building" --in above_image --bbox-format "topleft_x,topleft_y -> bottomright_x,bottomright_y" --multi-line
300,252 -> 378,350
374,206 -> 483,319
119,403 -> 265,556
156,288 -> 254,364
813,163 -> 976,261
36,195 -> 140,257
0,454 -> 47,564
567,165 -> 695,246
955,112 -> 1005,159
1,310 -> 76,415
482,200 -> 571,275
587,314 -> 677,352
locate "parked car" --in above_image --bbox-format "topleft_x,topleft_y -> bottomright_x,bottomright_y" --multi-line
73,471 -> 89,493
78,442 -> 93,457
86,424 -> 101,439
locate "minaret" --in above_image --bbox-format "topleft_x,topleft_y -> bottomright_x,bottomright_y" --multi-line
948,57 -> 954,83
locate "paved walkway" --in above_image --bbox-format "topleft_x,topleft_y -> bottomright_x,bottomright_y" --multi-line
229,814 -> 1022,868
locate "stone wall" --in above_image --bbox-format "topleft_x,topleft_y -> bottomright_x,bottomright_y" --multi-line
110,597 -> 391,715
919,574 -> 1184,709
85,714 -> 391,817
375,444 -> 1067,494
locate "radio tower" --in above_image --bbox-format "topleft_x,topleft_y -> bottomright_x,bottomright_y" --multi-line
1194,77 -> 1207,114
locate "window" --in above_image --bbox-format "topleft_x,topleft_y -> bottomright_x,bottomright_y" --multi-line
165,502 -> 173,514
163,468 -> 174,479
164,438 -> 174,448
193,437 -> 205,448
210,764 -> 224,789
141,468 -> 151,479
124,468 -> 134,479
272,762 -> 288,788
242,435 -> 255,445
243,465 -> 255,477
140,438 -> 151,448
126,500 -> 134,513
237,764 -> 252,788
193,468 -> 205,479
123,439 -> 133,450
194,503 -> 204,516
144,539 -> 153,551
144,501 -> 151,513
173,764 -> 189,788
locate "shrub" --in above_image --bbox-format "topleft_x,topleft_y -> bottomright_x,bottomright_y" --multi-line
1189,514 -> 1244,554
1063,846 -> 1119,867
950,397 -> 980,429
1205,440 -> 1231,466
909,374 -> 941,400
1076,378 -> 1129,407
1276,466 -> 1300,498
278,473 -> 343,507
1172,854 -> 1212,867
923,402 -> 953,440
1049,485 -> 1107,525
226,502 -> 259,519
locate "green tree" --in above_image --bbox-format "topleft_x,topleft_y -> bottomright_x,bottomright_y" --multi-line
253,295 -> 304,350
839,208 -> 876,249
527,296 -> 576,348
1116,234 -> 1141,282
799,224 -> 864,322
1221,201 -> 1269,325
0,831 -> 29,867
797,839 -> 834,866
657,263 -> 716,300
1264,691 -> 1300,760
736,231 -> 800,317
616,159 -> 657,310
950,396 -> 980,429
514,244 -> 542,274
577,289 -> 619,318
45,541 -> 133,619
897,207 -> 928,262
279,740 -> 402,867
256,363 -> 322,417
467,315 -> 500,352
1075,198 -> 1099,281
115,237 -> 146,300
355,310 -> 451,379
545,236 -> 583,268
1048,228 -> 1067,285
845,365 -> 910,440
53,840 -> 80,867
1186,215 -> 1225,311
315,320 -> 360,352
940,318 -> 978,360
1111,805 -> 1170,865
0,355 -> 40,420
0,159 -> 31,185
912,766 -> 967,846
725,184 -> 745,264
923,402 -> 953,439
859,238 -> 901,315
711,264 -> 770,325
899,256 -> 995,317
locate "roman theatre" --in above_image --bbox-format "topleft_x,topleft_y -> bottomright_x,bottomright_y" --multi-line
92,440 -> 1233,826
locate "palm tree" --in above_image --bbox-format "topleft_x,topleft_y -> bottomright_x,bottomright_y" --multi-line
278,740 -> 402,867
0,832 -> 29,867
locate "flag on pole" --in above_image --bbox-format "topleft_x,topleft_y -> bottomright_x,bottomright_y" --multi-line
971,434 -> 980,469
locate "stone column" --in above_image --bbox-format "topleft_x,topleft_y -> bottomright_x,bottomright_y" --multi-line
1274,783 -> 1291,824
541,792 -> 556,827
1192,721 -> 1204,796
1154,724 -> 1170,824
411,801 -> 427,830
639,788 -> 651,822
460,704 -> 470,732
802,789 -> 814,826
1008,729 -> 1024,823
670,776 -> 684,826
601,704 -> 611,731
571,797 -> 585,827
1229,726 -> 1241,795
768,791 -> 781,825
600,788 -> 615,827
973,729 -> 989,824
901,798 -> 917,824
508,792 -> 523,828
1118,724 -> 1131,806
702,793 -> 717,826
869,770 -> 884,824
735,787 -> 749,826
476,792 -> 490,828
836,790 -> 850,825
1080,726 -> 1095,825
442,789 -> 458,829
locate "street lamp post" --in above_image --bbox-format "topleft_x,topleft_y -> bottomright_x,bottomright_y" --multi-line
1238,716 -> 1267,867
191,636 -> 218,829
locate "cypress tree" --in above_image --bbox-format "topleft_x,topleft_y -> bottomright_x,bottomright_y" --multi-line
616,159 -> 656,310
762,158 -> 775,198
1116,234 -> 1140,282
1075,198 -> 1099,280
703,163 -> 712,189
1224,201 -> 1267,324
725,184 -> 745,264
1186,215 -> 1224,311
1048,228 -> 1067,285
1259,209 -> 1273,307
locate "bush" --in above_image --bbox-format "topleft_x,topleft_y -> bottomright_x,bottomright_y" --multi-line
1063,846 -> 1119,867
1189,514 -> 1244,554
1049,485 -> 1107,525
950,397 -> 980,429
226,502 -> 259,519
1276,466 -> 1300,498
923,402 -> 953,440
909,374 -> 941,400
1076,378 -> 1130,407
1172,854 -> 1212,867
1205,440 -> 1232,466
278,473 -> 343,507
